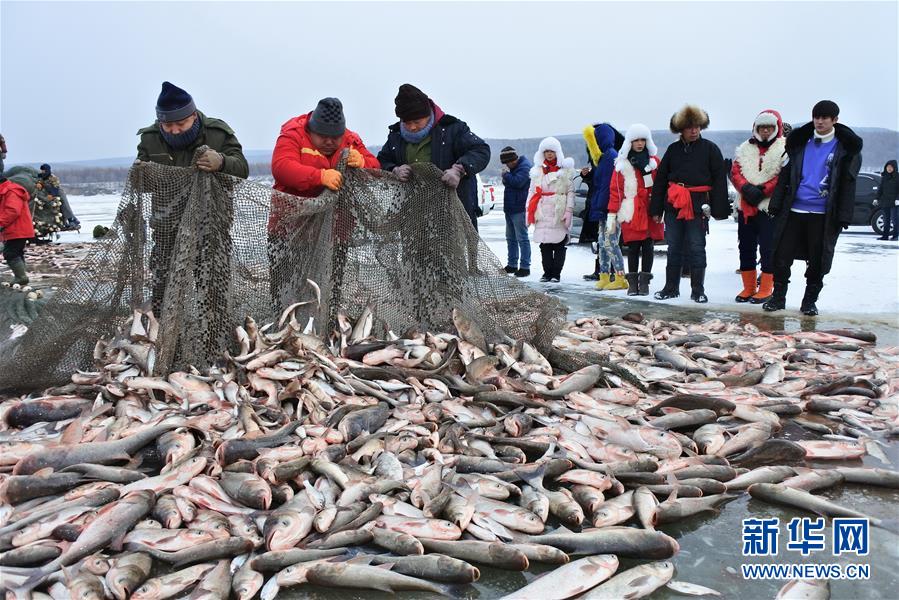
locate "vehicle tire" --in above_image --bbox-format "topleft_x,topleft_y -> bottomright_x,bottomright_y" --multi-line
870,209 -> 884,235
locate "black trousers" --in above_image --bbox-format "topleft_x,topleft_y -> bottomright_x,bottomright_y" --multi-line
738,210 -> 774,272
2,238 -> 26,263
540,238 -> 568,278
626,238 -> 654,273
772,211 -> 826,287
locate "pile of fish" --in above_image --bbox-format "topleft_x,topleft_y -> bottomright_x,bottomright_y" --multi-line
1,281 -> 897,600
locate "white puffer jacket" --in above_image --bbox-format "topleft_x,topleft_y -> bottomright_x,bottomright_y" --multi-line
528,137 -> 575,244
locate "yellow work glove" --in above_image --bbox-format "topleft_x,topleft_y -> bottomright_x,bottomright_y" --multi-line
321,169 -> 343,191
347,148 -> 364,169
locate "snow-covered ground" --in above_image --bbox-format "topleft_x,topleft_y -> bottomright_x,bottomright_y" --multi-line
481,187 -> 899,326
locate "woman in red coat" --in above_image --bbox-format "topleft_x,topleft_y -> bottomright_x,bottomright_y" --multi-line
607,124 -> 664,296
0,178 -> 35,285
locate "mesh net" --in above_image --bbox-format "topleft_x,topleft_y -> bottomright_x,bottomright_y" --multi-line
0,148 -> 565,391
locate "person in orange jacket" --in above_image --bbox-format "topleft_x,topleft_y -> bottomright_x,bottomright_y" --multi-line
268,98 -> 379,308
0,177 -> 36,285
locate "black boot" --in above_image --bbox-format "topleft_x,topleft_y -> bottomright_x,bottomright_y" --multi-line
583,259 -> 600,281
690,268 -> 708,303
762,281 -> 788,312
638,272 -> 653,296
654,265 -> 680,300
800,283 -> 822,316
625,273 -> 639,296
504,265 -> 517,274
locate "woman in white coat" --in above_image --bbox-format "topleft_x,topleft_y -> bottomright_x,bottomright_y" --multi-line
526,137 -> 576,282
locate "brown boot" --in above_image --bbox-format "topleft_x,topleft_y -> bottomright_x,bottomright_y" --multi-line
735,270 -> 757,303
750,272 -> 774,304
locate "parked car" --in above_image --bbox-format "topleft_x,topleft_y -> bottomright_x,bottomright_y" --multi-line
476,174 -> 496,218
856,172 -> 886,234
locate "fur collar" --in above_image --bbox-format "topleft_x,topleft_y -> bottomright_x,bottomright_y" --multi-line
786,122 -> 863,154
734,137 -> 786,186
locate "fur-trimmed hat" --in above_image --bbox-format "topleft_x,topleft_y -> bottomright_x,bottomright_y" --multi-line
620,124 -> 658,157
669,104 -> 710,134
531,137 -> 575,172
752,109 -> 783,142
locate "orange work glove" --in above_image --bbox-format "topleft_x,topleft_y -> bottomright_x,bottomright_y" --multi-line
321,169 -> 343,191
347,148 -> 364,168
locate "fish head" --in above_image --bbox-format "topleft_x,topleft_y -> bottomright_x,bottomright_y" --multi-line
130,579 -> 162,600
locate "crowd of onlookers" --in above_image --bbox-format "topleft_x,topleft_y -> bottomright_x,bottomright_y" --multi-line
499,101 -> 895,316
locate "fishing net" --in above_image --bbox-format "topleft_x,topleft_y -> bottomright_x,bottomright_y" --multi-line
0,147 -> 565,391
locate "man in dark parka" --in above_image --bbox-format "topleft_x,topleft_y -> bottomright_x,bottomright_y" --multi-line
763,100 -> 862,316
377,84 -> 490,231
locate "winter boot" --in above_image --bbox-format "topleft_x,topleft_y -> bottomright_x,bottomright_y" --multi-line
625,273 -> 640,296
607,272 -> 629,291
735,270 -> 757,303
504,265 -> 517,274
9,258 -> 28,286
690,268 -> 708,303
514,268 -> 530,278
762,281 -> 788,312
595,273 -> 611,290
654,265 -> 681,300
800,283 -> 822,316
638,272 -> 653,296
750,272 -> 774,304
583,259 -> 601,281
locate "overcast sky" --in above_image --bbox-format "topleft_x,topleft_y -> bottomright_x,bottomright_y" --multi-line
1,1 -> 896,164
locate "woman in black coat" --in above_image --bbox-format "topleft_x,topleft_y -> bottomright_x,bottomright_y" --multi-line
875,159 -> 898,240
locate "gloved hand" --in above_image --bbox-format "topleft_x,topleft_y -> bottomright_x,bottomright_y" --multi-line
196,149 -> 224,172
562,211 -> 572,229
606,214 -> 618,233
441,164 -> 465,188
740,183 -> 764,206
873,199 -> 879,207
321,169 -> 343,191
347,148 -> 364,169
392,165 -> 412,182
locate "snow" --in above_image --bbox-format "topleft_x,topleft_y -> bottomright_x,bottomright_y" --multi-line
481,186 -> 899,324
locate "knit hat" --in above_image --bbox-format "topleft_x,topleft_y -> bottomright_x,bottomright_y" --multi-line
308,98 -> 346,137
812,100 -> 839,119
39,163 -> 51,173
155,81 -> 197,123
394,84 -> 431,121
499,146 -> 519,164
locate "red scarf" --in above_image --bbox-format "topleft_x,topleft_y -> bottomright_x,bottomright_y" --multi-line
542,159 -> 560,174
527,160 -> 562,225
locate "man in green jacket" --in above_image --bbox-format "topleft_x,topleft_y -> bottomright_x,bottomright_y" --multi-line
135,81 -> 249,315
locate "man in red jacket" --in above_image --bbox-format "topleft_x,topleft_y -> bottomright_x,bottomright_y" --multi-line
269,98 -> 379,308
0,177 -> 36,285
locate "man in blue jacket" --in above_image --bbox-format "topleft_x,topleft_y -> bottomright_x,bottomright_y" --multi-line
377,84 -> 491,231
500,146 -> 532,277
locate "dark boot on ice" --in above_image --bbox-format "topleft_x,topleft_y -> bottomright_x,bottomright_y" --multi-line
9,258 -> 28,286
762,281 -> 788,312
625,273 -> 639,296
800,283 -> 822,316
690,268 -> 708,303
654,265 -> 681,300
638,272 -> 653,296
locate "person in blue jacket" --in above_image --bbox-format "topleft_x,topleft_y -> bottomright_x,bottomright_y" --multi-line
500,146 -> 533,277
377,84 -> 491,231
584,123 -> 627,289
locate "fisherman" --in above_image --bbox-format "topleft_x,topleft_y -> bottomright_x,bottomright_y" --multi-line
730,109 -> 787,304
377,84 -> 491,231
268,97 -> 380,308
650,104 -> 729,303
0,175 -> 35,285
764,100 -> 862,316
135,81 -> 249,312
500,146 -> 532,277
